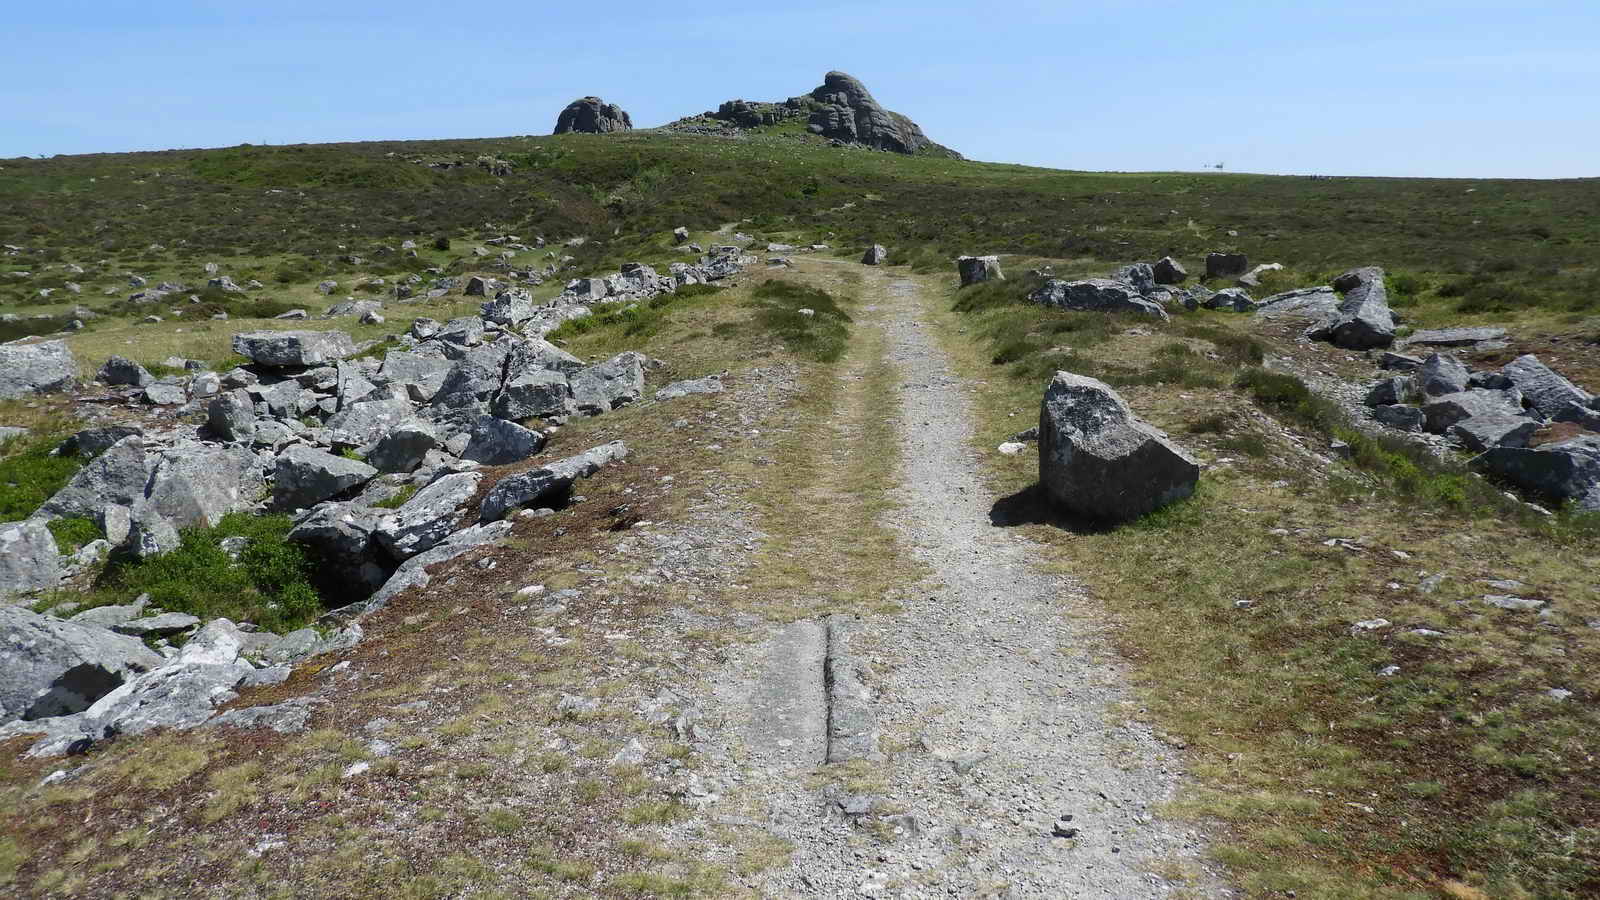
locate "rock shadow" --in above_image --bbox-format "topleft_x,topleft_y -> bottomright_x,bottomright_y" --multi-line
988,483 -> 1116,535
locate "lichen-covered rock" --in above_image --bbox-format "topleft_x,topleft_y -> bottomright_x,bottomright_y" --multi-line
479,441 -> 628,522
0,520 -> 61,598
0,340 -> 76,400
273,445 -> 377,511
1028,279 -> 1168,320
1038,373 -> 1198,523
0,606 -> 162,723
231,330 -> 356,368
570,351 -> 646,416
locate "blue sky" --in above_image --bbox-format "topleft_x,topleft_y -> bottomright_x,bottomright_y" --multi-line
4,1 -> 1595,177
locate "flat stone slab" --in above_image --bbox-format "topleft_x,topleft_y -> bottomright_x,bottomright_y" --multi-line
1399,327 -> 1507,347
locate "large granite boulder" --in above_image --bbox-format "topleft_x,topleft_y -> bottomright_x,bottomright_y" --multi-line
367,419 -> 441,473
493,369 -> 576,420
34,436 -> 152,522
863,245 -> 887,266
1422,390 -> 1527,434
0,520 -> 62,598
206,389 -> 257,442
273,445 -> 377,510
98,356 -> 154,387
1029,279 -> 1168,320
554,97 -> 633,135
957,256 -> 1004,286
1153,257 -> 1188,285
1205,253 -> 1248,278
1037,373 -> 1199,523
1416,353 -> 1470,398
144,444 -> 255,528
461,415 -> 545,465
325,397 -> 414,449
1450,416 -> 1540,452
0,340 -> 76,400
379,351 -> 453,403
286,502 -> 387,592
1254,287 -> 1340,320
231,330 -> 356,368
571,351 -> 646,415
1472,435 -> 1600,511
0,606 -> 163,723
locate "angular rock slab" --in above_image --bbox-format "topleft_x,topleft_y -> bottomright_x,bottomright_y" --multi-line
0,340 -> 76,400
373,472 -> 483,560
1038,373 -> 1199,523
1502,354 -> 1591,419
0,605 -> 163,723
480,441 -> 628,522
0,520 -> 62,598
231,330 -> 356,368
1473,435 -> 1600,511
571,351 -> 646,416
273,445 -> 377,511
1029,279 -> 1168,320
461,416 -> 546,465
1309,277 -> 1396,349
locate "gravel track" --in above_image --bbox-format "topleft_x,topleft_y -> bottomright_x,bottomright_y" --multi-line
698,270 -> 1226,897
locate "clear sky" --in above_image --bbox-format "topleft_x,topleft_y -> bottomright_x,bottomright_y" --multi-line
4,1 -> 1595,178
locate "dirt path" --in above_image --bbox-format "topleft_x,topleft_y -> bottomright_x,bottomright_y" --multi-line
692,267 -> 1224,897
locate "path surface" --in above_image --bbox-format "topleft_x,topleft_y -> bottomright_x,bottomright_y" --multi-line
699,268 -> 1222,897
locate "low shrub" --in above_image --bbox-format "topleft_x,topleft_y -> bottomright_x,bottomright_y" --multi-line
0,430 -> 82,521
92,512 -> 322,632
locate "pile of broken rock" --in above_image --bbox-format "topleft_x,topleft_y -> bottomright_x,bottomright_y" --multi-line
1363,351 -> 1600,512
0,259 -> 740,756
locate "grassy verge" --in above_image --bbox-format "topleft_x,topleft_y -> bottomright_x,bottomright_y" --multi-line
920,269 -> 1600,898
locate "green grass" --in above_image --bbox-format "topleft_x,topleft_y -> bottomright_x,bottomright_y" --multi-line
371,483 -> 417,509
45,516 -> 102,553
547,283 -> 724,344
86,512 -> 321,632
0,428 -> 82,521
744,279 -> 852,362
